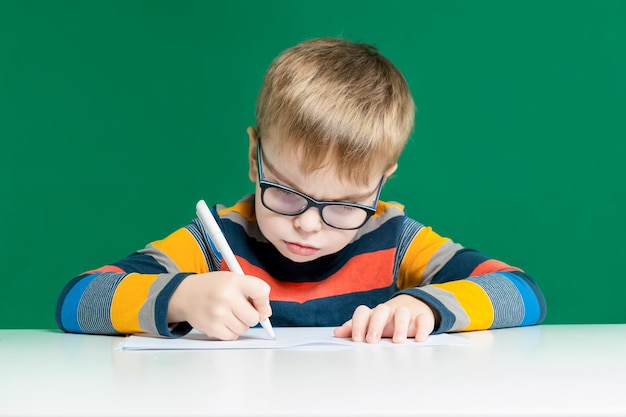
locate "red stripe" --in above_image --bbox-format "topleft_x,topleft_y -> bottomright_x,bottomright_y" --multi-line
83,265 -> 125,275
232,249 -> 396,304
471,259 -> 521,276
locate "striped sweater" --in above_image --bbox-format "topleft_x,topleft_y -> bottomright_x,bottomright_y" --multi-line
56,195 -> 547,337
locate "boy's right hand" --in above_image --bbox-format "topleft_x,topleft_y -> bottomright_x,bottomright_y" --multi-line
167,272 -> 272,340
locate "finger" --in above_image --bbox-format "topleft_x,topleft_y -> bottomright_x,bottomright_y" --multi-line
365,304 -> 391,343
413,311 -> 436,342
333,320 -> 353,338
256,302 -> 273,321
240,276 -> 272,318
215,325 -> 243,341
195,320 -> 241,341
350,305 -> 372,342
249,297 -> 272,321
231,296 -> 264,328
208,294 -> 257,337
392,306 -> 411,344
183,297 -> 239,341
224,312 -> 254,337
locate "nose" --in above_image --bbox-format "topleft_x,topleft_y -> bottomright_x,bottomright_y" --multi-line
293,207 -> 324,233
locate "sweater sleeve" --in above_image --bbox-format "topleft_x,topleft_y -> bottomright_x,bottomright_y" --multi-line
394,218 -> 547,333
55,219 -> 218,337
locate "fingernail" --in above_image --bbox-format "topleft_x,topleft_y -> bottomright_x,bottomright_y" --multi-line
393,332 -> 405,343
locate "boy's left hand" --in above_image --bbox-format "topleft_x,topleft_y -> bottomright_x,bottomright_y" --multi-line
334,295 -> 435,343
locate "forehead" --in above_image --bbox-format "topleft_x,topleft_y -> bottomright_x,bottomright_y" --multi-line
260,139 -> 380,202
259,121 -> 392,184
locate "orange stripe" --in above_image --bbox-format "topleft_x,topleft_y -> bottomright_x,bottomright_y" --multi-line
110,273 -> 160,333
151,227 -> 208,273
83,265 -> 125,274
398,226 -> 450,289
236,249 -> 395,304
471,259 -> 521,276
432,280 -> 494,331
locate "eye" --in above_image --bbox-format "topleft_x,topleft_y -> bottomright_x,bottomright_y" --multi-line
272,187 -> 305,205
280,189 -> 301,200
339,205 -> 359,212
326,204 -> 360,215
275,188 -> 293,197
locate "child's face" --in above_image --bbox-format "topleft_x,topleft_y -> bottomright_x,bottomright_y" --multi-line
247,128 -> 390,263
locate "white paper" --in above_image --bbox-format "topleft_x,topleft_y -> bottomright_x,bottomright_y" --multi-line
117,327 -> 469,351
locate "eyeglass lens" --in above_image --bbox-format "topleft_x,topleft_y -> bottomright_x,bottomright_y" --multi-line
262,186 -> 369,229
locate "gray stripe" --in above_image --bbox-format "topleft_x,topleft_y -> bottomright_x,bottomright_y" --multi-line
393,218 -> 424,279
77,272 -> 125,335
419,286 -> 470,332
355,202 -> 406,239
187,219 -> 221,272
217,199 -> 268,244
139,243 -> 181,273
138,273 -> 179,335
468,274 -> 524,328
422,240 -> 464,285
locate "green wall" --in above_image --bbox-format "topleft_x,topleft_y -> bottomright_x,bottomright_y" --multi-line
1,1 -> 625,329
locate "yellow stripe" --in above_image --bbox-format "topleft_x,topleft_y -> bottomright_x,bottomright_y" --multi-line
110,273 -> 159,333
433,280 -> 494,331
218,200 -> 255,221
152,227 -> 208,273
398,226 -> 449,288
373,200 -> 404,218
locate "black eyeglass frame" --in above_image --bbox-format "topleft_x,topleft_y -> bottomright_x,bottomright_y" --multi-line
256,138 -> 383,230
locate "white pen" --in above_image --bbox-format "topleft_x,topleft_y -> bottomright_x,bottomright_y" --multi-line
195,199 -> 276,340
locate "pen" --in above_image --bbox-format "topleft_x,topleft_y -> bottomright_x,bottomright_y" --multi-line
195,199 -> 276,340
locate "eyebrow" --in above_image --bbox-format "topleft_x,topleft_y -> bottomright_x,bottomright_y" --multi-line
261,148 -> 380,203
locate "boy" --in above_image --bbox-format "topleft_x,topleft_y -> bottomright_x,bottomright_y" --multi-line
56,38 -> 546,343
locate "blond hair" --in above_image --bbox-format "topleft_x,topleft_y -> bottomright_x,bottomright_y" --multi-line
256,38 -> 415,184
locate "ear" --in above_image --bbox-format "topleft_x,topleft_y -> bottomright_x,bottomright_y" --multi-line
384,163 -> 398,179
247,126 -> 259,183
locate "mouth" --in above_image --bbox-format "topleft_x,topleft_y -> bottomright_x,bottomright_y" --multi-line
284,241 -> 319,257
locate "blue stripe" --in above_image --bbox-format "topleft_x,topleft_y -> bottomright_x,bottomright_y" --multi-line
113,253 -> 167,274
500,271 -> 542,326
60,273 -> 101,333
155,273 -> 193,337
270,287 -> 398,327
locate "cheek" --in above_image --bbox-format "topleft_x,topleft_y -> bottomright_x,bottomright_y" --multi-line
255,197 -> 286,238
326,229 -> 359,249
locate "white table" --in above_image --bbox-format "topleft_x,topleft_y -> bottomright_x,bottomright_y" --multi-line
1,324 -> 624,417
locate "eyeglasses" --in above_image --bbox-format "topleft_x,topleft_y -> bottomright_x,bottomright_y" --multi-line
256,138 -> 383,230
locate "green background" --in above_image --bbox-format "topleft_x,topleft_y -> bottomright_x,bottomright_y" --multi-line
1,1 -> 624,329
